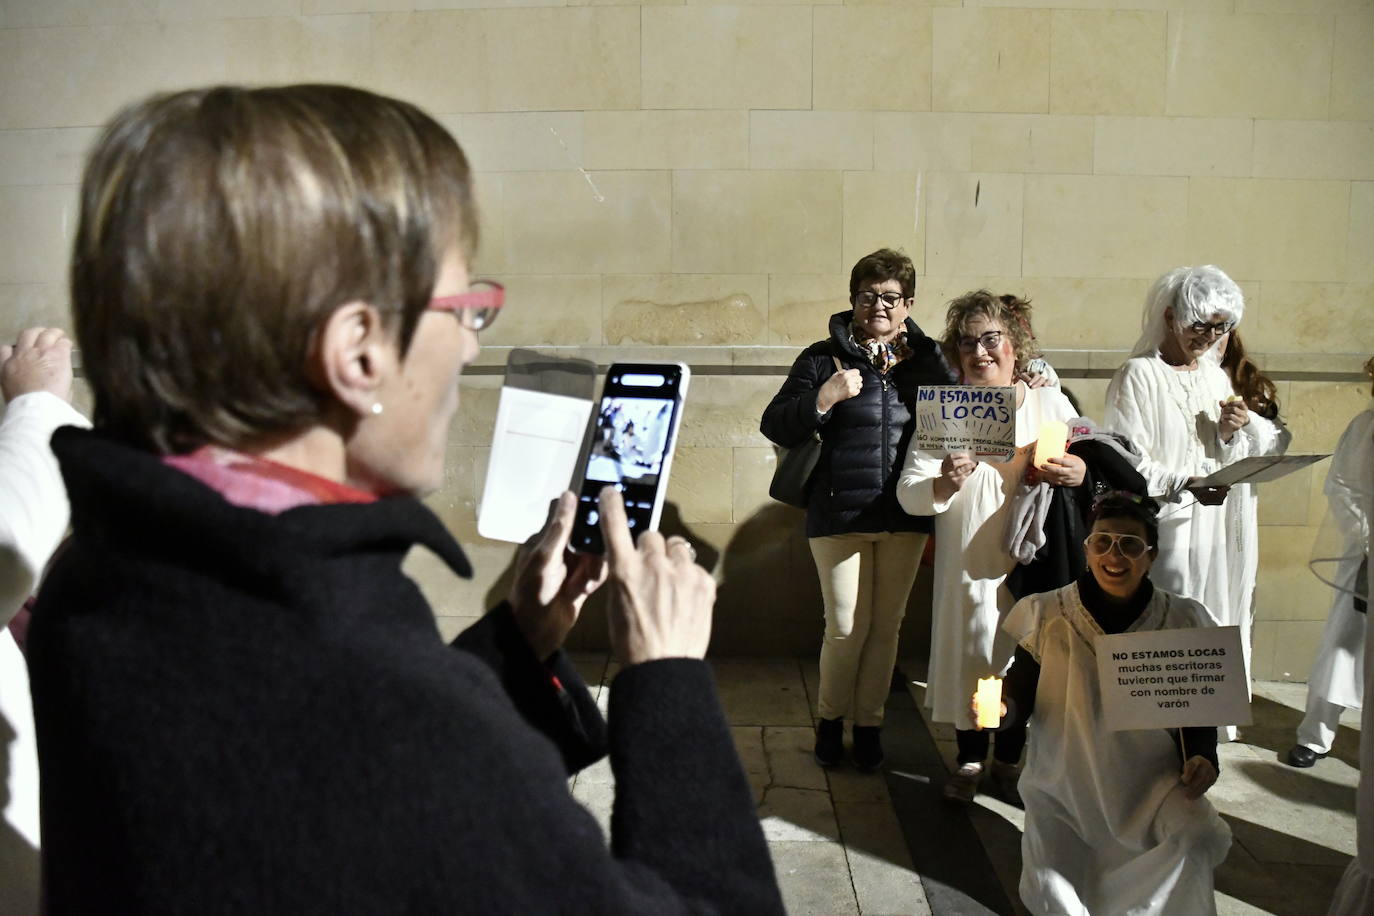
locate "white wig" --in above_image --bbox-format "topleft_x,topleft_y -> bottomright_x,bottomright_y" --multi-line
1129,265 -> 1245,360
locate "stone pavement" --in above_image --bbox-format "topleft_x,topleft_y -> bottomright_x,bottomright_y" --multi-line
567,654 -> 1360,916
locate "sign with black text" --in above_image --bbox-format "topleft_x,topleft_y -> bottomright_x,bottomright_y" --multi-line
913,385 -> 1016,461
1095,626 -> 1250,731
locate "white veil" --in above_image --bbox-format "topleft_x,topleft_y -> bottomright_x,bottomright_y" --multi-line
1129,265 -> 1246,362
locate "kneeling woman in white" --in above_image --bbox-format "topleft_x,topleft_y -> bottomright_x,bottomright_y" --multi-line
975,494 -> 1231,916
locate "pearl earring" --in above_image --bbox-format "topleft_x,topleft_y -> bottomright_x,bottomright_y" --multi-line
370,402 -> 384,416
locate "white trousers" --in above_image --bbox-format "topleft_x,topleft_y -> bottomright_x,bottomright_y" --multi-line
809,531 -> 927,726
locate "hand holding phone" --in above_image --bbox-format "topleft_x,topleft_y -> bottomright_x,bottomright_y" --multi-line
599,487 -> 714,664
570,363 -> 689,554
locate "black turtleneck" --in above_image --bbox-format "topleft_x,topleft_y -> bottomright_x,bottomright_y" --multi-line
999,573 -> 1219,771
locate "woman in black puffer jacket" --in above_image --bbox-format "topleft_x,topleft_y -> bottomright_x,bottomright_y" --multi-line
761,249 -> 955,772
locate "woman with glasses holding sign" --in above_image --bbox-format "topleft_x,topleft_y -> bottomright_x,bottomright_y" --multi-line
1104,266 -> 1285,720
25,85 -> 785,915
897,290 -> 1082,803
972,494 -> 1230,916
761,249 -> 954,772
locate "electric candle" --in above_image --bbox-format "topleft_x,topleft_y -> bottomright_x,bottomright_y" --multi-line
1033,419 -> 1068,469
975,676 -> 1002,729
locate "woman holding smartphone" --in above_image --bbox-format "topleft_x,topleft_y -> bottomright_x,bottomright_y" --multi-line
761,249 -> 954,772
27,84 -> 784,915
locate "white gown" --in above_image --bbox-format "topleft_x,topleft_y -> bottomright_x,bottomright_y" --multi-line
1307,407 -> 1373,713
897,383 -> 1077,729
0,391 -> 89,916
1005,583 -> 1232,916
1104,355 -> 1278,679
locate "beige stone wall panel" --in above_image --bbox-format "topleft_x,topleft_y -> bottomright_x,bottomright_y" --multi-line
1012,277 -> 1152,350
1186,178 -> 1350,283
968,114 -> 1093,174
372,8 -> 640,114
1022,174 -> 1189,279
675,374 -> 776,448
480,274 -> 603,347
501,170 -> 672,274
1253,121 -> 1374,182
445,375 -> 502,447
749,111 -> 875,171
1049,10 -> 1166,116
1093,116 -> 1253,178
0,186 -> 75,286
0,0 -> 156,28
1241,282 -> 1374,356
583,110 -> 749,170
733,446 -> 780,526
0,128 -> 100,187
0,285 -> 70,343
641,7 -> 813,110
842,171 -> 925,278
470,172 -> 508,274
1283,380 -> 1371,457
444,112 -> 584,173
0,18 -> 367,129
1265,619 -> 1326,681
925,172 -> 1023,278
932,8 -> 1051,114
873,113 -> 974,173
305,0 -> 412,13
671,170 -> 842,275
1350,182 -> 1374,284
768,274 -> 849,347
812,6 -> 933,112
602,274 -> 769,347
1164,12 -> 1333,120
665,446 -> 734,524
1331,11 -> 1374,121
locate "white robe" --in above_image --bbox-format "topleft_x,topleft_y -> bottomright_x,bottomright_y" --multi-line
0,391 -> 88,916
1307,407 -> 1373,712
1005,584 -> 1231,916
1328,421 -> 1374,916
1104,355 -> 1275,680
897,383 -> 1077,729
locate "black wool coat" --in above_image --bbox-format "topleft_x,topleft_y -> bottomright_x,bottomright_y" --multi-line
28,427 -> 785,916
760,311 -> 957,538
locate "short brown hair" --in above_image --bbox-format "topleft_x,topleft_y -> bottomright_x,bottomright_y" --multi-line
72,84 -> 478,454
940,290 -> 1040,374
848,248 -> 916,301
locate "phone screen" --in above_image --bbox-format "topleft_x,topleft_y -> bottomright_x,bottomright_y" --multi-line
570,363 -> 688,554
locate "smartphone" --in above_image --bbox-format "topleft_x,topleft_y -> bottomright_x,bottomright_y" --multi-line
569,363 -> 690,554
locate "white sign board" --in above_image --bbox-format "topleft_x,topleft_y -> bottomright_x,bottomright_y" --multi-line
1195,454 -> 1329,488
913,385 -> 1016,461
1095,625 -> 1250,731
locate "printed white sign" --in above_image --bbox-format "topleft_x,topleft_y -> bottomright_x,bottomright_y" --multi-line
1195,454 -> 1329,488
1095,625 -> 1250,731
478,387 -> 594,544
913,385 -> 1016,462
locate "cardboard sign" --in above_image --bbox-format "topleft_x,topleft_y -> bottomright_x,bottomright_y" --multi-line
1095,625 -> 1250,731
914,385 -> 1016,461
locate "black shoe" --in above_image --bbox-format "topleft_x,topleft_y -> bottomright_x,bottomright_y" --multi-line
852,726 -> 884,772
814,717 -> 844,767
1286,745 -> 1326,768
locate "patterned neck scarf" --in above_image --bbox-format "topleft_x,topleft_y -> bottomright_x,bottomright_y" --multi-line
849,322 -> 912,375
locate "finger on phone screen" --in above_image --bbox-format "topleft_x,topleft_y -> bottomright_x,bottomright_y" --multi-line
598,486 -> 634,562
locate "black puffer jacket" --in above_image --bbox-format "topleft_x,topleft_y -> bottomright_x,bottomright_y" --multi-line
761,311 -> 956,538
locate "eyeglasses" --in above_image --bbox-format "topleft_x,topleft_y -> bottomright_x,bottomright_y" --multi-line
1083,532 -> 1149,560
428,279 -> 504,331
956,331 -> 1004,353
853,290 -> 908,310
1186,319 -> 1234,338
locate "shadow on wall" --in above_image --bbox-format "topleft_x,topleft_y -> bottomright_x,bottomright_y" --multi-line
482,498 -> 938,658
